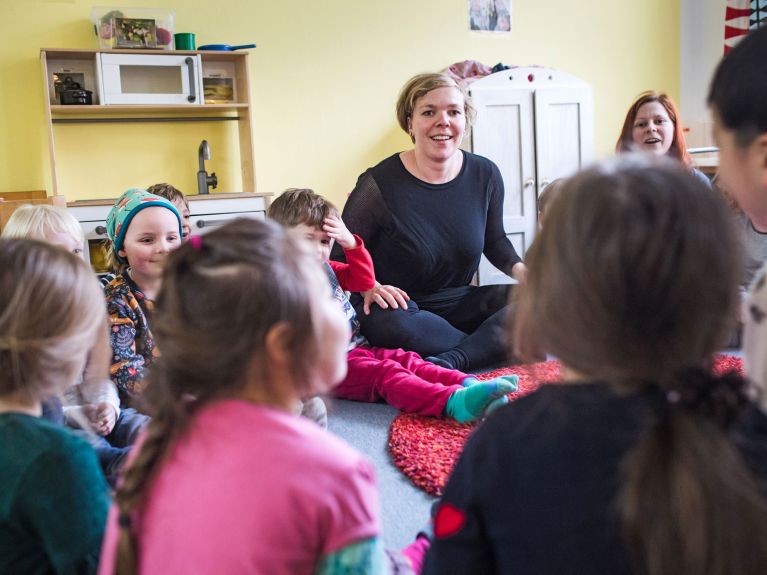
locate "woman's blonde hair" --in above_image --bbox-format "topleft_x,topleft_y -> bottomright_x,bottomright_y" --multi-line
0,238 -> 106,401
113,218 -> 328,574
395,73 -> 476,142
1,204 -> 84,244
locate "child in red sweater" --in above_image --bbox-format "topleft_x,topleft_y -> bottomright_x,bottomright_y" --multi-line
268,188 -> 516,423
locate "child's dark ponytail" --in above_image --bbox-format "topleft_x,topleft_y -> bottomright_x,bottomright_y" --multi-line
621,369 -> 767,575
514,158 -> 767,574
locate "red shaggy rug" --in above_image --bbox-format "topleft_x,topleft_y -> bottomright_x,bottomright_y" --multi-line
388,355 -> 744,496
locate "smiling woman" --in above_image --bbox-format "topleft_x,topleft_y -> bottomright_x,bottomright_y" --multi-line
616,91 -> 711,187
331,73 -> 528,372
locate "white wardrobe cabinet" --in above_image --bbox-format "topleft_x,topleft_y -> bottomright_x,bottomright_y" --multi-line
466,67 -> 595,285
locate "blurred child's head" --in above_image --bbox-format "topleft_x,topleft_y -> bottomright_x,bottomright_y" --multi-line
515,156 -> 738,383
708,26 -> 767,223
537,178 -> 566,228
616,91 -> 692,168
146,183 -> 191,240
1,204 -> 84,258
0,239 -> 106,403
267,188 -> 339,261
106,188 -> 182,281
149,218 -> 349,410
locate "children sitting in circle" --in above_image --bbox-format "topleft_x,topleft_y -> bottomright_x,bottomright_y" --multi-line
0,238 -> 111,574
97,219 -> 423,574
268,188 -> 517,423
1,204 -> 145,485
103,188 -> 182,407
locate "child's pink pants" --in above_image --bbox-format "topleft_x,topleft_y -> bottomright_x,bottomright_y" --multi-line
332,346 -> 467,417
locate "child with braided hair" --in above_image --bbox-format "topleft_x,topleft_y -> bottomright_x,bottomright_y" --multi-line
98,219 -> 424,574
0,239 -> 110,574
268,188 -> 518,424
424,157 -> 767,575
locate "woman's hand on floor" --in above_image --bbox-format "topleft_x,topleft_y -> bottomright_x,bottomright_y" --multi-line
362,283 -> 410,315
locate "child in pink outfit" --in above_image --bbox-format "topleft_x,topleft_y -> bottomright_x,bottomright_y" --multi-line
268,188 -> 517,423
97,219 -> 435,574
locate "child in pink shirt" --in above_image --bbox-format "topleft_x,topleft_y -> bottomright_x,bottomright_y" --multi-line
98,219 -> 409,574
268,188 -> 517,423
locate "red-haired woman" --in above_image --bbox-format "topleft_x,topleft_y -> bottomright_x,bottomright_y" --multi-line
616,91 -> 710,186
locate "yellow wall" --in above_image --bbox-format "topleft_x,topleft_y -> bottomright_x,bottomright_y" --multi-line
1,0 -> 680,207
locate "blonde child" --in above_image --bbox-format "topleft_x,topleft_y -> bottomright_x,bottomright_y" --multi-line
2,203 -> 149,484
268,188 -> 517,423
97,219 -> 416,573
2,203 -> 84,256
424,157 -> 767,575
104,188 -> 182,407
708,25 -> 767,410
2,205 -> 118,426
0,238 -> 111,574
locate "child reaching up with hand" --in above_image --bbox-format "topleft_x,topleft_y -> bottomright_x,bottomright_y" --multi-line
98,219 -> 418,574
268,188 -> 517,423
104,188 -> 182,408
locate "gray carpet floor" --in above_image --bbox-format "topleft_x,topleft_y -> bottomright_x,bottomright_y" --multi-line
326,397 -> 436,550
324,349 -> 743,550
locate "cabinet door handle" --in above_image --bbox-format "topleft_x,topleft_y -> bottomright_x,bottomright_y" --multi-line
185,57 -> 197,103
195,218 -> 231,229
524,178 -> 536,188
540,179 -> 551,189
95,225 -> 107,235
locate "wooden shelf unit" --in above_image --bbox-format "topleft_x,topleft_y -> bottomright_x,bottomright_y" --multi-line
40,48 -> 257,196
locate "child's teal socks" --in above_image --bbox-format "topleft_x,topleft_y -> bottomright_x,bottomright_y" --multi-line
445,375 -> 518,423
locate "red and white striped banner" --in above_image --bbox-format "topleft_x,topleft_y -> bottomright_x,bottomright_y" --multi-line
725,1 -> 767,53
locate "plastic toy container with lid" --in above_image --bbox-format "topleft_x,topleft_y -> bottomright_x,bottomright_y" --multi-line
90,7 -> 175,50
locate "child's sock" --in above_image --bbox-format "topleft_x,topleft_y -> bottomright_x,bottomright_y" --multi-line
485,395 -> 510,415
461,376 -> 479,387
444,375 -> 518,423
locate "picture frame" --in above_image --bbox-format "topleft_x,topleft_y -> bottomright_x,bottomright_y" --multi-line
114,17 -> 158,49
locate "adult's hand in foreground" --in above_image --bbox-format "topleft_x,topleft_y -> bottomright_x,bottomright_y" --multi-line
362,283 -> 410,315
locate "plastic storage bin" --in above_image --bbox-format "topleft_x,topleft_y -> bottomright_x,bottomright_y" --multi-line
91,7 -> 175,50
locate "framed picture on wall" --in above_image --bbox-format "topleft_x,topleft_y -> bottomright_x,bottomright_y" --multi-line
469,0 -> 511,33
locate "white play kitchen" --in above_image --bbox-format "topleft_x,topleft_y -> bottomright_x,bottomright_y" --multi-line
40,18 -> 269,274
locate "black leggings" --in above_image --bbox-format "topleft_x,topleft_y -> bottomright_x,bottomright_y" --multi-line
352,284 -> 513,372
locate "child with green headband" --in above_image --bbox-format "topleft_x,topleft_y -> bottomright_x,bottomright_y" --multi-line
104,188 -> 182,408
